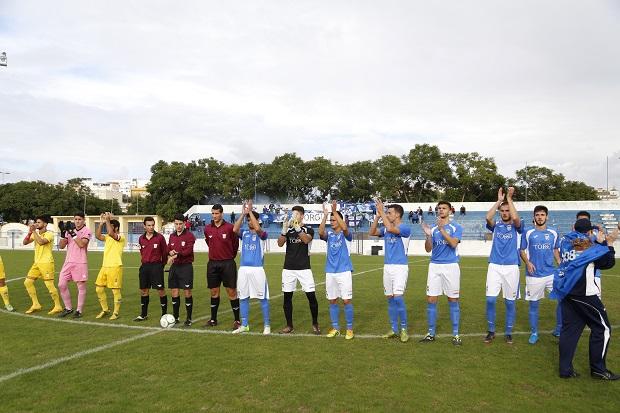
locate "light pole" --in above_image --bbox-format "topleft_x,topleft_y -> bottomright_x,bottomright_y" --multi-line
0,171 -> 10,184
606,156 -> 609,194
524,162 -> 528,202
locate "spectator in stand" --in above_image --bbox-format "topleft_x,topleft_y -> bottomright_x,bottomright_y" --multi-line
460,205 -> 466,216
412,211 -> 420,224
428,206 -> 434,215
408,210 -> 414,224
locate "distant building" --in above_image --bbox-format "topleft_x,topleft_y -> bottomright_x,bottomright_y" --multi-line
596,187 -> 618,200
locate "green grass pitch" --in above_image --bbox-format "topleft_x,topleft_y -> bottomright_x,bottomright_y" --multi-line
1,250 -> 619,412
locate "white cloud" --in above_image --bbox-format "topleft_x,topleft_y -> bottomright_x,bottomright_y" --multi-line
1,0 -> 619,189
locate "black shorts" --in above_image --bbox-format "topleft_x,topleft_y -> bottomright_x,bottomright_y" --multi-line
207,259 -> 238,289
168,263 -> 194,290
139,263 -> 165,290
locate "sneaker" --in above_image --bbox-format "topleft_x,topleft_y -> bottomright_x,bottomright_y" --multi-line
184,319 -> 192,327
419,333 -> 436,343
326,328 -> 341,338
73,311 -> 83,319
528,333 -> 539,345
345,329 -> 354,340
58,308 -> 74,318
232,320 -> 241,330
551,329 -> 561,338
505,334 -> 513,345
108,313 -> 119,320
279,325 -> 294,334
263,325 -> 271,335
591,370 -> 620,380
452,335 -> 462,346
133,315 -> 148,322
25,305 -> 42,314
204,319 -> 218,327
232,325 -> 249,334
5,304 -> 15,312
560,371 -> 580,379
312,324 -> 321,335
382,330 -> 398,339
48,306 -> 63,315
96,310 -> 111,319
399,328 -> 410,343
483,331 -> 496,343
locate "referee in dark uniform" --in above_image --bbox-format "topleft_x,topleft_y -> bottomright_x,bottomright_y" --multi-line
168,214 -> 196,327
133,216 -> 168,321
203,204 -> 240,329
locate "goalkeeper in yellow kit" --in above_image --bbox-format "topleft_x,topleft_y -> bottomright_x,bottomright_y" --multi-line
22,215 -> 63,314
94,212 -> 126,320
0,255 -> 14,311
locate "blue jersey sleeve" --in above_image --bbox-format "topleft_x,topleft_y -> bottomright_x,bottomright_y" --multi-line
453,224 -> 463,241
239,229 -> 246,238
344,231 -> 353,241
398,224 -> 411,238
486,222 -> 495,232
379,227 -> 386,238
520,229 -> 528,250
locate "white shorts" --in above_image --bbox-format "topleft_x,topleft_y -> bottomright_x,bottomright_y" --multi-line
383,264 -> 408,296
486,263 -> 520,300
282,269 -> 315,293
238,266 -> 270,300
325,271 -> 353,300
426,262 -> 460,298
525,275 -> 553,301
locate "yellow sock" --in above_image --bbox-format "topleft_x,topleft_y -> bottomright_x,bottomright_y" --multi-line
96,286 -> 109,312
112,289 -> 122,315
44,280 -> 62,309
24,278 -> 40,307
0,285 -> 10,306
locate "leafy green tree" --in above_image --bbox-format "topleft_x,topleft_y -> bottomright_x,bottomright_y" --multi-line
444,152 -> 506,202
401,144 -> 451,202
509,165 -> 598,201
335,161 -> 378,201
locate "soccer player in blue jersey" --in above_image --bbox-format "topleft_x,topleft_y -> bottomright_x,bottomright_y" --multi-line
319,200 -> 355,340
484,187 -> 522,344
370,199 -> 412,343
519,205 -> 561,344
420,201 -> 464,345
232,200 -> 271,335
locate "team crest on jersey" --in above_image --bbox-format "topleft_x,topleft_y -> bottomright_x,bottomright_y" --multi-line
223,234 -> 227,239
544,234 -> 550,241
506,225 -> 512,231
251,235 -> 257,241
181,241 -> 185,246
154,244 -> 158,248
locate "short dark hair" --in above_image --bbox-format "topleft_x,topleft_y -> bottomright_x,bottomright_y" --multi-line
173,213 -> 185,222
387,204 -> 404,218
437,200 -> 452,209
143,216 -> 155,224
212,204 -> 223,213
35,214 -> 50,224
251,211 -> 259,220
576,210 -> 590,220
74,212 -> 85,218
534,205 -> 548,215
332,211 -> 343,219
110,219 -> 120,231
499,201 -> 509,209
292,205 -> 305,214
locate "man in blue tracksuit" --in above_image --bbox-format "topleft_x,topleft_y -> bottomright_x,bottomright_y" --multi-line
552,218 -> 618,380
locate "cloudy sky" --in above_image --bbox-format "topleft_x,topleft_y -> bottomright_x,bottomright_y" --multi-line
1,0 -> 619,189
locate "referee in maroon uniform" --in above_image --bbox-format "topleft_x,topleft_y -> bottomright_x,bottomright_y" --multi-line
168,214 -> 196,327
133,216 -> 168,321
203,204 -> 240,329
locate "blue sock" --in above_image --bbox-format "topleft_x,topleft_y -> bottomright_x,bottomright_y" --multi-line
329,303 -> 340,329
394,295 -> 408,330
486,296 -> 497,332
555,302 -> 562,333
505,299 -> 516,335
260,298 -> 270,326
528,300 -> 539,334
427,302 -> 437,336
387,297 -> 398,332
344,303 -> 354,330
449,301 -> 460,336
240,298 -> 250,327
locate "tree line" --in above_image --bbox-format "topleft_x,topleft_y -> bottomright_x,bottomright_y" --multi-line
0,144 -> 598,222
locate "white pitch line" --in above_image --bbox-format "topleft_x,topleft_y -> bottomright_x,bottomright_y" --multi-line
5,277 -> 25,283
0,330 -> 160,384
